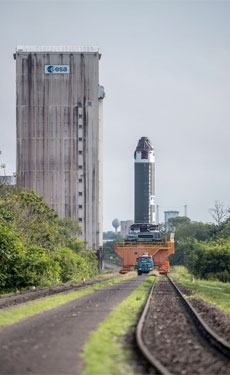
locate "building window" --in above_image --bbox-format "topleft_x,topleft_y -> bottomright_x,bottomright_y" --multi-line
78,114 -> 82,118
78,205 -> 83,209
79,165 -> 83,169
79,192 -> 82,196
79,137 -> 82,141
79,124 -> 83,128
79,151 -> 82,155
78,178 -> 82,183
79,218 -> 83,222
87,101 -> 92,106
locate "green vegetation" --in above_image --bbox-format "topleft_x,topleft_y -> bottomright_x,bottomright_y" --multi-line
0,273 -> 137,327
103,231 -> 123,241
167,211 -> 230,282
103,231 -> 123,266
170,266 -> 230,313
82,275 -> 155,375
103,239 -> 122,266
0,185 -> 98,292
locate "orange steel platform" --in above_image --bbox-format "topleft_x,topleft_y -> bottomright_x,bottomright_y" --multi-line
114,240 -> 174,274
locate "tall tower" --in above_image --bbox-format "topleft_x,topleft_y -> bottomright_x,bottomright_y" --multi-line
14,45 -> 105,250
134,137 -> 155,224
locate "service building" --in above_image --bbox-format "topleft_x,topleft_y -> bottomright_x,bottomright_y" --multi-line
14,45 -> 105,250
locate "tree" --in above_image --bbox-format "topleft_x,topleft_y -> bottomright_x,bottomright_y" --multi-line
0,185 -> 99,292
218,217 -> 230,240
169,220 -> 217,266
209,201 -> 230,226
167,216 -> 191,233
0,226 -> 26,290
103,240 -> 122,265
185,240 -> 230,282
103,231 -> 123,241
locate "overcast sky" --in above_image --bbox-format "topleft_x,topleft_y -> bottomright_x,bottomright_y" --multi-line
0,0 -> 229,231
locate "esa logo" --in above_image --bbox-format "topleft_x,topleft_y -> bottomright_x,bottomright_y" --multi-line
45,65 -> 70,74
47,65 -> 54,73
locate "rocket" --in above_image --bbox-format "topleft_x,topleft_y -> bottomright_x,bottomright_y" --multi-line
134,137 -> 155,224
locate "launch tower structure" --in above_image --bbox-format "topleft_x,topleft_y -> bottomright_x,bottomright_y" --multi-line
134,136 -> 155,224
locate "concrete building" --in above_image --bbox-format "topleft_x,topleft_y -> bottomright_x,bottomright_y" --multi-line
164,210 -> 179,223
134,137 -> 155,224
164,210 -> 179,231
14,45 -> 105,250
0,176 -> 16,185
120,220 -> 134,238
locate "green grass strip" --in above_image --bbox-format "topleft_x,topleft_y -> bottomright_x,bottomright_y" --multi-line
82,275 -> 155,375
0,273 -> 136,327
170,266 -> 230,314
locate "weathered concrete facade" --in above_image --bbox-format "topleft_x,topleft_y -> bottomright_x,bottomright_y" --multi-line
14,46 -> 104,249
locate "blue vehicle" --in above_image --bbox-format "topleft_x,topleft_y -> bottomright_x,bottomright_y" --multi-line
137,253 -> 154,275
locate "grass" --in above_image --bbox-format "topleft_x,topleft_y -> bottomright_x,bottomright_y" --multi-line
0,273 -> 137,327
170,266 -> 230,314
82,274 -> 156,375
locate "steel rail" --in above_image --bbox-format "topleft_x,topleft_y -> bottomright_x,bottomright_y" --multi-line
167,275 -> 230,358
136,275 -> 230,375
136,278 -> 173,375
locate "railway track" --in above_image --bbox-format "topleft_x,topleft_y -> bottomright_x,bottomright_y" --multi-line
0,275 -> 121,310
136,275 -> 230,375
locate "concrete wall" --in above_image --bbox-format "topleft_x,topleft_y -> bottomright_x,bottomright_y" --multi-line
15,48 -> 103,249
120,220 -> 134,237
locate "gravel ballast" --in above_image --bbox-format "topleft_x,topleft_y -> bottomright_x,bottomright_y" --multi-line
142,277 -> 230,375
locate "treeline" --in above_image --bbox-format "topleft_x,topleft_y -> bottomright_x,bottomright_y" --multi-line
0,185 -> 98,292
168,215 -> 230,282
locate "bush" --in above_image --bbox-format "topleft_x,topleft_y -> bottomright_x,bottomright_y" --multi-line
54,247 -> 82,283
186,241 -> 230,282
54,248 -> 98,283
81,251 -> 99,278
22,246 -> 61,287
216,270 -> 230,283
0,186 -> 99,292
0,226 -> 26,291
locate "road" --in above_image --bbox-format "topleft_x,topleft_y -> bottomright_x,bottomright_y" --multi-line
0,276 -> 145,375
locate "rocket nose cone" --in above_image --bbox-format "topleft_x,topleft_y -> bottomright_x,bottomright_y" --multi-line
135,137 -> 154,152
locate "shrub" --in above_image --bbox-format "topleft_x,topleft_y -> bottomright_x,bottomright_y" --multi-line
186,241 -> 230,282
22,246 -> 61,287
0,226 -> 26,291
0,186 -> 98,292
54,248 -> 98,283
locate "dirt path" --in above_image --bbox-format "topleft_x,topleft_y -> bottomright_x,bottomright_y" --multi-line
0,276 -> 146,375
